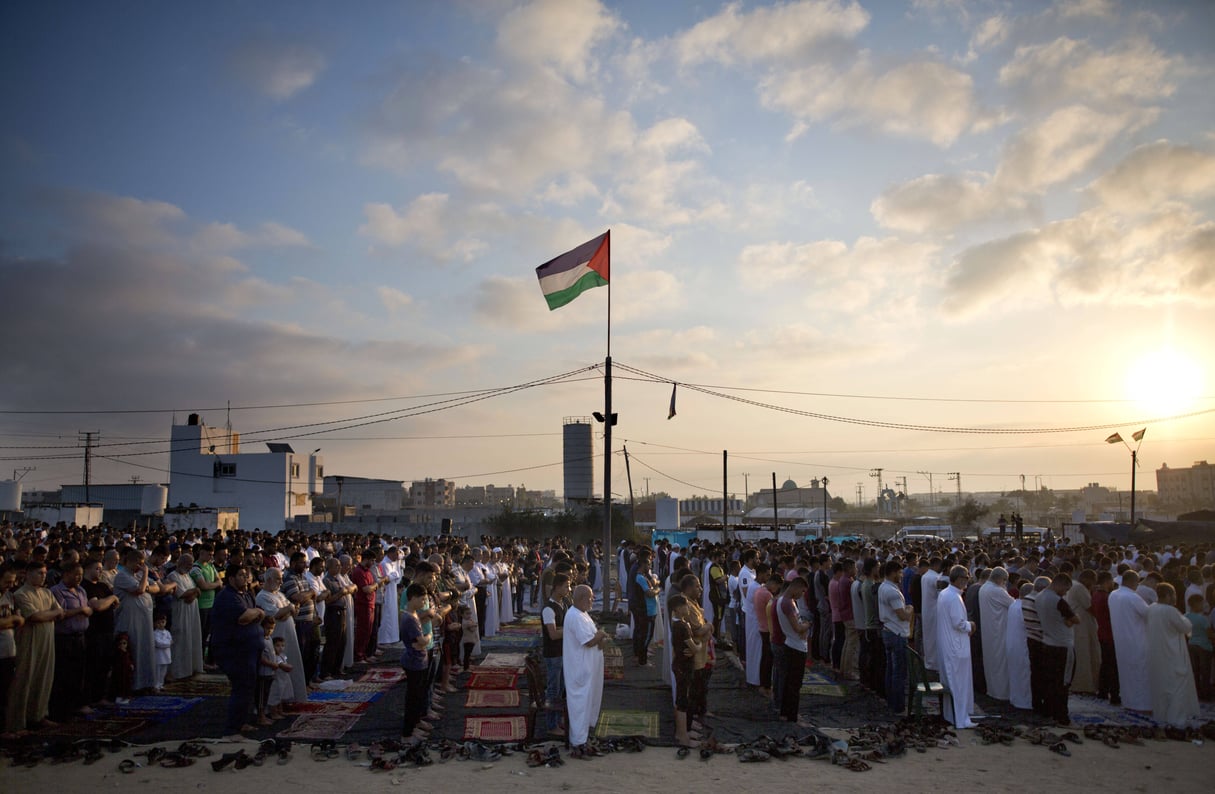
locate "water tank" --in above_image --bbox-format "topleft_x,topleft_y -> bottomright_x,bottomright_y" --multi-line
141,484 -> 169,516
0,480 -> 21,512
562,417 -> 594,504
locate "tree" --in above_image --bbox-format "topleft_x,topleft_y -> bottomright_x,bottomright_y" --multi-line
948,498 -> 989,529
829,496 -> 848,513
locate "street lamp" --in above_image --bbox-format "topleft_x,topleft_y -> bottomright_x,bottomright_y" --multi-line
821,476 -> 829,541
1105,428 -> 1146,524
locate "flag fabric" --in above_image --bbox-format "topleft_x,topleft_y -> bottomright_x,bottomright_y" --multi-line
668,383 -> 677,420
535,230 -> 609,311
1132,428 -> 1146,442
1105,432 -> 1123,444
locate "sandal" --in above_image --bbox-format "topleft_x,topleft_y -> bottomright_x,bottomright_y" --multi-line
844,758 -> 871,772
370,756 -> 398,771
1048,741 -> 1071,757
676,746 -> 690,759
346,742 -> 363,761
159,752 -> 195,768
211,752 -> 242,771
118,759 -> 140,774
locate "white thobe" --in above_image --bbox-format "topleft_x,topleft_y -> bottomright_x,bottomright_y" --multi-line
1004,599 -> 1031,709
498,562 -> 515,625
921,569 -> 942,671
1146,603 -> 1200,727
978,581 -> 1014,700
1108,586 -> 1151,711
377,558 -> 402,645
562,606 -> 604,746
591,558 -> 604,606
936,584 -> 976,728
1067,582 -> 1099,693
745,587 -> 763,686
700,559 -> 715,627
341,574 -> 356,671
484,564 -> 500,637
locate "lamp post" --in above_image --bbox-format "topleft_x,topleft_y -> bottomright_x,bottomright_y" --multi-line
1105,428 -> 1146,524
821,476 -> 829,541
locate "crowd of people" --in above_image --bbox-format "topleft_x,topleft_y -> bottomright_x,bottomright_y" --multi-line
1,518 -> 1212,749
0,521 -> 605,741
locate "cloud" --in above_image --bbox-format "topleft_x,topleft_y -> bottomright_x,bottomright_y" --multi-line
999,36 -> 1177,108
495,0 -> 621,82
359,194 -> 492,262
192,220 -> 311,252
873,105 -> 1151,233
871,172 -> 1032,234
377,286 -> 414,312
942,206 -> 1215,317
673,0 -> 869,67
229,40 -> 327,100
760,58 -> 981,147
737,235 -> 939,315
0,191 -> 480,417
1089,140 -> 1215,214
1055,0 -> 1116,20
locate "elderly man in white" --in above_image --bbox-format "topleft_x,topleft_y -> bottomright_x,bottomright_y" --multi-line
563,585 -> 609,756
936,565 -> 978,729
979,567 -> 1014,701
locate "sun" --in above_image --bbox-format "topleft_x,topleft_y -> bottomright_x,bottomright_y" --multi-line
1125,348 -> 1206,416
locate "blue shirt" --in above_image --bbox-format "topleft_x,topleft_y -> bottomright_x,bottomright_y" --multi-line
1186,611 -> 1212,652
636,573 -> 657,617
400,611 -> 427,671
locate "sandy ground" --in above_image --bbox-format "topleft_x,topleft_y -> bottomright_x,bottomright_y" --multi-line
6,729 -> 1208,794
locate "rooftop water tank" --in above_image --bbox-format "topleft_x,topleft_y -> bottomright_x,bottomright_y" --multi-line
0,480 -> 20,512
141,484 -> 168,516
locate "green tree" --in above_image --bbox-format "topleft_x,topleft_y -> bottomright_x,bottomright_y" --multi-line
948,497 -> 989,529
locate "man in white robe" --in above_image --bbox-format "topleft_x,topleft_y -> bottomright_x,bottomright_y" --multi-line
377,547 -> 402,646
936,566 -> 977,728
1146,584 -> 1200,727
979,568 -> 1014,700
701,557 -> 715,628
483,551 -> 499,638
1108,570 -> 1151,711
1005,583 -> 1032,709
497,553 -> 514,625
563,585 -> 607,751
1066,570 -> 1100,694
920,559 -> 943,672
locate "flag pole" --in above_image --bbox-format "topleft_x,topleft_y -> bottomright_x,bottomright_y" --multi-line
603,277 -> 613,615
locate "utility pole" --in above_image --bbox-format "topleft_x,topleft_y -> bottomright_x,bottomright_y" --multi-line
855,482 -> 863,508
742,472 -> 750,509
643,477 -> 651,499
948,472 -> 962,505
78,431 -> 99,502
820,475 -> 829,541
13,467 -> 35,482
918,471 -> 934,507
869,468 -> 883,512
771,472 -> 779,540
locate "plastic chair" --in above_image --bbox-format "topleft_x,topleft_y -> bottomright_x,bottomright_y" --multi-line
907,645 -> 949,718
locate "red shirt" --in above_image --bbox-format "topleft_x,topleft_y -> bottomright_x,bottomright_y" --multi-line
754,586 -> 775,632
350,564 -> 376,608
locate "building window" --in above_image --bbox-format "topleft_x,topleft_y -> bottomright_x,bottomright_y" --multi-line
295,494 -> 307,506
214,462 -> 237,478
291,463 -> 301,478
316,465 -> 324,478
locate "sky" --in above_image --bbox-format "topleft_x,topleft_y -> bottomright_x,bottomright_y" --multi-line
1,0 -> 1213,507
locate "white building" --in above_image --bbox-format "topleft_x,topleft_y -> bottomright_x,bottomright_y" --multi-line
168,413 -> 323,533
323,476 -> 405,513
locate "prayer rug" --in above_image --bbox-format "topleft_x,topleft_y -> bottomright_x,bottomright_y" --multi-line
800,683 -> 847,697
594,709 -> 660,739
479,634 -> 539,648
463,715 -> 527,742
469,666 -> 524,675
344,681 -> 395,692
43,716 -> 151,738
467,670 -> 519,690
465,689 -> 521,708
308,690 -> 384,703
496,625 -> 537,635
278,714 -> 361,740
603,644 -> 625,681
108,695 -> 205,722
357,668 -> 406,685
481,652 -> 528,669
1065,695 -> 1215,726
290,701 -> 372,716
165,675 -> 230,697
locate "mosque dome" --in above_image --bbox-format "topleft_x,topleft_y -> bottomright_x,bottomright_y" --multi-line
781,479 -> 798,491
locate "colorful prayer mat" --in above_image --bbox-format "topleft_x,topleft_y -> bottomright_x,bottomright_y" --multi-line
594,709 -> 659,739
469,666 -> 524,675
603,645 -> 625,681
1064,694 -> 1215,726
308,690 -> 384,703
165,675 -> 230,696
467,670 -> 519,690
357,668 -> 406,685
496,625 -> 537,635
465,689 -> 521,708
108,695 -> 205,722
43,716 -> 151,738
289,701 -> 372,716
278,714 -> 361,740
481,653 -> 528,669
463,715 -> 527,742
479,634 -> 539,648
